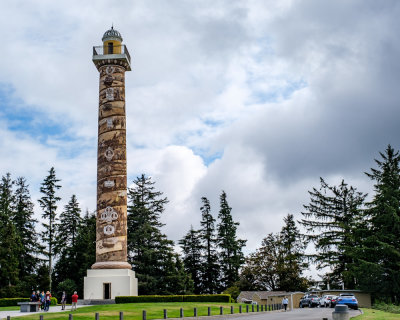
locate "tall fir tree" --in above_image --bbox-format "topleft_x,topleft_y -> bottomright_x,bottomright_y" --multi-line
38,167 -> 61,292
299,178 -> 366,289
179,226 -> 203,293
73,210 -> 96,296
12,177 -> 39,284
276,214 -> 309,291
53,195 -> 83,293
359,145 -> 400,301
127,174 -> 181,294
199,197 -> 220,293
0,173 -> 20,295
217,191 -> 246,290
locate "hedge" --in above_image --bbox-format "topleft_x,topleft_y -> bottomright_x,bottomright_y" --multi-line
115,294 -> 232,304
0,298 -> 30,307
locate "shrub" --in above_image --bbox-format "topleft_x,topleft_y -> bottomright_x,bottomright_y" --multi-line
115,294 -> 232,304
0,298 -> 30,307
373,301 -> 400,314
51,297 -> 58,306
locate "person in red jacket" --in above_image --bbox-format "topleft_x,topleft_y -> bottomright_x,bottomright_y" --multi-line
71,291 -> 78,311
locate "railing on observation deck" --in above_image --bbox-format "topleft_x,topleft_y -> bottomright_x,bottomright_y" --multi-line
93,45 -> 131,64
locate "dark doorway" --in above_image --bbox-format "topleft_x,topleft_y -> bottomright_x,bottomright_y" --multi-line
108,42 -> 113,54
103,283 -> 111,299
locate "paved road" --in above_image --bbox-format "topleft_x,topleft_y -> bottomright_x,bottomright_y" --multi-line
167,308 -> 362,320
1,307 -> 362,320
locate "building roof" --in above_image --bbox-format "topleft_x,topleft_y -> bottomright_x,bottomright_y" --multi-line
102,26 -> 123,42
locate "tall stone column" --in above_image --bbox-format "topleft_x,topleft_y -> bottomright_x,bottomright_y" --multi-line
84,27 -> 137,300
92,64 -> 131,270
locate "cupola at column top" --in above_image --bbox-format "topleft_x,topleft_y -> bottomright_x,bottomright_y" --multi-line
102,26 -> 123,43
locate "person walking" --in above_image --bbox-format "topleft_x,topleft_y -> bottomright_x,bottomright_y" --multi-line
282,296 -> 289,311
71,291 -> 78,311
61,291 -> 67,310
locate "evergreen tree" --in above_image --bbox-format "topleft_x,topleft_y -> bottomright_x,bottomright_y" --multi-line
299,178 -> 366,289
53,195 -> 83,293
179,226 -> 203,293
12,177 -> 39,282
127,174 -> 179,294
217,191 -> 246,290
73,211 -> 96,296
0,173 -> 20,293
276,214 -> 309,291
359,145 -> 400,301
198,197 -> 220,293
56,195 -> 82,253
38,167 -> 61,292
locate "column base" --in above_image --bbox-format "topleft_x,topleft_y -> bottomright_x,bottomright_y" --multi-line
91,261 -> 132,269
84,269 -> 138,299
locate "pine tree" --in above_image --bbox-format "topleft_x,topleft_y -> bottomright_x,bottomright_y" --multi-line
12,177 -> 39,282
179,226 -> 203,293
56,195 -> 82,253
127,174 -> 177,294
0,174 -> 20,293
53,195 -> 83,293
73,211 -> 96,296
299,178 -> 366,289
360,145 -> 400,301
217,191 -> 246,290
199,197 -> 220,293
276,214 -> 309,291
38,167 -> 61,292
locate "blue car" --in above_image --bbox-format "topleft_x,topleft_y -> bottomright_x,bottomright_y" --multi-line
336,293 -> 358,310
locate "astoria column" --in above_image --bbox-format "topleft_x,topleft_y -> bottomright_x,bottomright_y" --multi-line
85,27 -> 137,300
92,27 -> 132,270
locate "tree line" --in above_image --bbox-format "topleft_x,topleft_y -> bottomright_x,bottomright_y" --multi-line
1,144 -> 399,303
0,172 -> 246,299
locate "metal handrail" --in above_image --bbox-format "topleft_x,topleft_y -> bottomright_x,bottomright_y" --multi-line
93,45 -> 131,64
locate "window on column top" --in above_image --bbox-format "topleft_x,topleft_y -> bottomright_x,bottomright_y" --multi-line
108,42 -> 113,54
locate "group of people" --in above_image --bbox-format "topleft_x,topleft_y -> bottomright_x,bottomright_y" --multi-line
29,290 -> 52,311
30,290 -> 79,311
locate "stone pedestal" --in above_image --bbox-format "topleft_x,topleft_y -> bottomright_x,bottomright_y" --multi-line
84,269 -> 138,299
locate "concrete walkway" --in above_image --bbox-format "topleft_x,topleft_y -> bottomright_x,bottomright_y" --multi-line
0,305 -> 89,320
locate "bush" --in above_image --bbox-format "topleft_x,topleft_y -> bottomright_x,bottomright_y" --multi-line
115,294 -> 232,304
373,302 -> 400,314
51,297 -> 58,306
0,298 -> 30,307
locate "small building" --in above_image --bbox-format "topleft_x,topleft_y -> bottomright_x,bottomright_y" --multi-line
237,291 -> 304,310
237,289 -> 371,309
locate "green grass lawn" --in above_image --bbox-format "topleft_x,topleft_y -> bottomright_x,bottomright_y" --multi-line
0,306 -> 19,311
352,308 -> 400,320
1,302 -> 258,320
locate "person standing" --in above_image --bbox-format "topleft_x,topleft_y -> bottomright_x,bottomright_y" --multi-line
30,291 -> 37,302
61,291 -> 67,310
40,291 -> 45,310
282,296 -> 289,311
45,291 -> 51,311
71,291 -> 78,311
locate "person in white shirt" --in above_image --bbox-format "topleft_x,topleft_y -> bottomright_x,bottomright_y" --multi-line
282,296 -> 289,311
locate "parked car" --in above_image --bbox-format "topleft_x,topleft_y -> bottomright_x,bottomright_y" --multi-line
337,293 -> 358,310
299,294 -> 320,308
329,296 -> 338,308
319,295 -> 335,307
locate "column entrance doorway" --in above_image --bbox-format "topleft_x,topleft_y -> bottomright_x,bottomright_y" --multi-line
103,283 -> 111,299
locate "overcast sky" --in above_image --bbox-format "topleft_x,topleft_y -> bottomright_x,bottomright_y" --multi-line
1,0 -> 399,280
